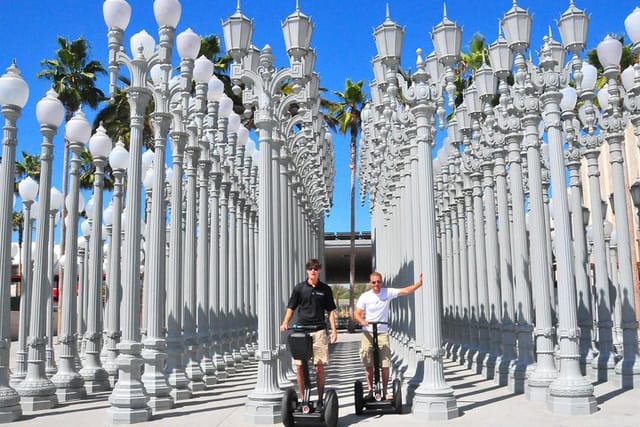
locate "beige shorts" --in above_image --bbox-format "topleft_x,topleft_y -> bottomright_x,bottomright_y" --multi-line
360,331 -> 391,368
293,330 -> 329,366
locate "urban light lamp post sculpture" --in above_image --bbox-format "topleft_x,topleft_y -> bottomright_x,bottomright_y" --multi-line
52,109 -> 91,402
15,88 -> 65,411
104,140 -> 129,388
372,4 -> 460,420
79,124 -> 112,394
103,0 -> 182,422
223,0 -> 314,422
11,176 -> 38,388
0,61 -> 28,423
45,187 -> 64,379
597,33 -> 640,390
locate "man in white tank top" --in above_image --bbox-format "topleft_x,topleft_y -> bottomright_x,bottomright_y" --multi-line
354,271 -> 423,398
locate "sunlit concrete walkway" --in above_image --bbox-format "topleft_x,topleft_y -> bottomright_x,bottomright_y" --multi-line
9,332 -> 640,426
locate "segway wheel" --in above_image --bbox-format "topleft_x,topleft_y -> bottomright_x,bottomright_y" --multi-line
281,388 -> 298,427
354,380 -> 364,415
323,389 -> 339,427
392,378 -> 402,414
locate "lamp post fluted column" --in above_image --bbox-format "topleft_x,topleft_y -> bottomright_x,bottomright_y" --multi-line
223,1 -> 315,421
166,118 -> 192,399
103,141 -> 128,389
183,118 -> 205,392
194,74 -> 217,386
79,125 -> 111,393
11,183 -> 36,388
16,88 -> 65,411
597,35 -> 640,389
0,62 -> 28,422
409,52 -> 458,421
540,41 -> 596,414
140,107 -> 173,409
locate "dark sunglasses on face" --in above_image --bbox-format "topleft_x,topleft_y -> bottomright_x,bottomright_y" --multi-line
308,268 -> 320,271
370,280 -> 382,284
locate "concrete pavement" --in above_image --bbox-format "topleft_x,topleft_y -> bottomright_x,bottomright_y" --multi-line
8,332 -> 640,426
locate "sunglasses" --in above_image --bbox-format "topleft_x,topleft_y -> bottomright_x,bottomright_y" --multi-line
307,267 -> 320,271
370,280 -> 382,284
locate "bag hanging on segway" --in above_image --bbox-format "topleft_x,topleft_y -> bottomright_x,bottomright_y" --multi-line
288,331 -> 314,361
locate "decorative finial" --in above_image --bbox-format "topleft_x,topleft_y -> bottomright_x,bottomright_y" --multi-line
416,48 -> 424,68
443,2 -> 448,19
386,3 -> 390,19
296,0 -> 300,11
548,24 -> 553,38
236,0 -> 242,12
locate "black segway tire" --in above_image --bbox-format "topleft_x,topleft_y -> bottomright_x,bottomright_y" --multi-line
323,389 -> 339,427
281,388 -> 298,427
354,380 -> 364,415
392,378 -> 402,414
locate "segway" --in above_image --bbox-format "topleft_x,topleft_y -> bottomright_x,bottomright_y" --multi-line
354,321 -> 402,415
281,325 -> 339,427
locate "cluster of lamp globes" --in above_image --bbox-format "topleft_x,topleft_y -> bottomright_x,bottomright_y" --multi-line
0,0 -> 261,257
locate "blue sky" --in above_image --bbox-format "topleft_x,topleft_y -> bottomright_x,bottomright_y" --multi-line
1,0 -> 638,236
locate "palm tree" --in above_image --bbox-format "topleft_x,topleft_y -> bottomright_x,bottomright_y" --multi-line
93,82 -> 155,150
328,79 -> 368,330
455,33 -> 489,106
13,151 -> 40,293
14,151 -> 41,193
37,36 -> 107,258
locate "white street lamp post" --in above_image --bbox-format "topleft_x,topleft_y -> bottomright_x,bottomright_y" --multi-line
16,87 -> 65,410
0,61 -> 28,423
51,110 -> 91,402
103,0 -> 182,421
11,177 -> 38,388
79,124 -> 111,393
104,140 -> 129,388
223,0 -> 313,421
597,34 -> 640,389
46,188 -> 63,379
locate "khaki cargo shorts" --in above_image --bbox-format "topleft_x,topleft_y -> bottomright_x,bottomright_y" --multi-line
293,329 -> 329,366
360,331 -> 391,367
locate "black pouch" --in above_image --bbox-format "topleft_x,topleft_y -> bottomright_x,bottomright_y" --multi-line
288,332 -> 313,360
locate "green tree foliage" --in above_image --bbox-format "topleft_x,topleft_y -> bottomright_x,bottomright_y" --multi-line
37,36 -> 107,122
328,79 -> 368,327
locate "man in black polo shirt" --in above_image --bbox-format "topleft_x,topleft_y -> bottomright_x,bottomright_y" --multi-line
280,258 -> 338,408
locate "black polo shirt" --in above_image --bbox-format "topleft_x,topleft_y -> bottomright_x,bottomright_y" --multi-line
287,280 -> 336,327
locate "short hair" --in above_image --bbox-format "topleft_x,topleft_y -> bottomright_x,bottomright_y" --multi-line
369,272 -> 383,281
306,258 -> 322,271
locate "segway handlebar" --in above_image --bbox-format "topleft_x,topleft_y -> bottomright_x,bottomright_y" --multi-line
286,324 -> 326,332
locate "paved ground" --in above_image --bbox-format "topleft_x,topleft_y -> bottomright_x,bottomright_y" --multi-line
9,332 -> 640,426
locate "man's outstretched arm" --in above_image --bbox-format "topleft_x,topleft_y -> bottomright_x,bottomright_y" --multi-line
398,273 -> 424,296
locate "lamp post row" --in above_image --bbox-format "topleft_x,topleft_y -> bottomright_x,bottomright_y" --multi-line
0,0 -> 333,425
360,0 -> 640,420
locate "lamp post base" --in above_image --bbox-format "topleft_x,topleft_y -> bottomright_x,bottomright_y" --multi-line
52,369 -> 86,403
244,392 -> 282,425
546,377 -> 596,415
525,370 -> 557,402
614,357 -> 640,389
108,406 -> 152,425
0,387 -> 22,423
19,394 -> 58,412
412,389 -> 459,421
